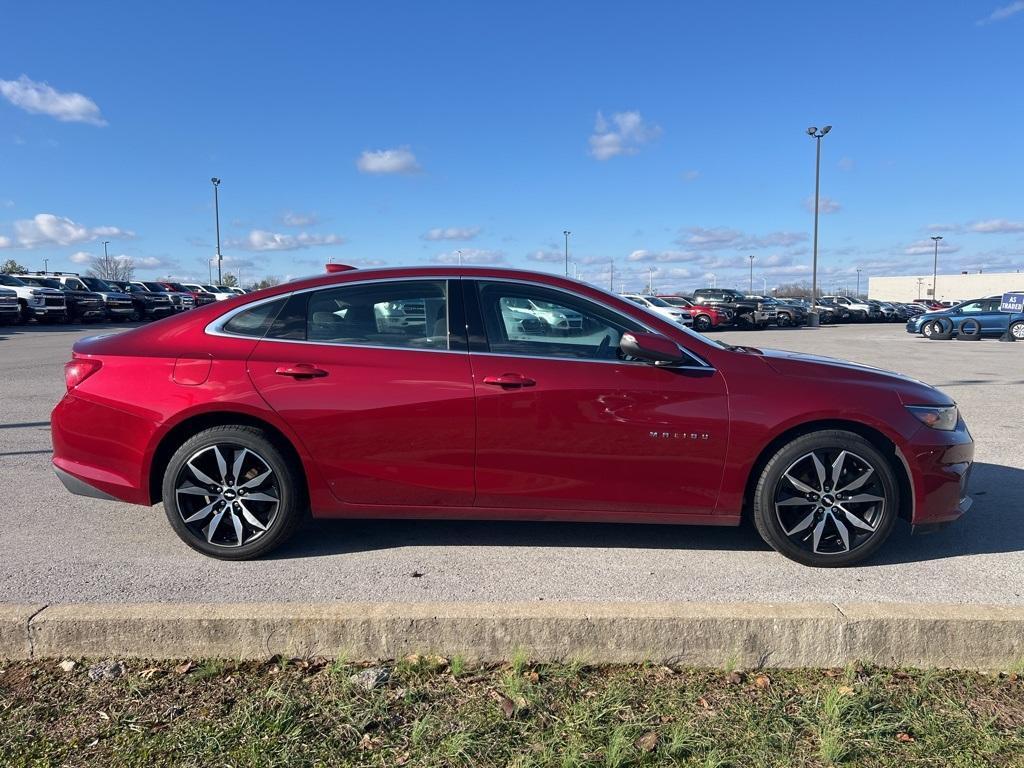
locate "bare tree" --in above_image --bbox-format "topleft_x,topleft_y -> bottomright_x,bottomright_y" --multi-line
221,273 -> 239,287
774,281 -> 813,297
87,254 -> 135,282
1,259 -> 28,274
249,276 -> 281,290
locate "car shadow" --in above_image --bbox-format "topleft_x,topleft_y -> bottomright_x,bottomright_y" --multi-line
268,462 -> 1024,565
0,321 -> 144,335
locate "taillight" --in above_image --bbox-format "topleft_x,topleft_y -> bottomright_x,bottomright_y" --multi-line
64,359 -> 102,391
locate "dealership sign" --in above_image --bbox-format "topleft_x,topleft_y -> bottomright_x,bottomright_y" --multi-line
1000,292 -> 1024,313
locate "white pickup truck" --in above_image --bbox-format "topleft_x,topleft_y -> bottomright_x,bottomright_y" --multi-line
0,273 -> 67,322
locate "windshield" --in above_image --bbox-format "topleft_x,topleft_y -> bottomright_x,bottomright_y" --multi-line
164,283 -> 186,291
80,277 -> 112,291
0,274 -> 26,287
643,296 -> 672,307
202,285 -> 219,292
32,278 -> 61,289
143,282 -> 169,292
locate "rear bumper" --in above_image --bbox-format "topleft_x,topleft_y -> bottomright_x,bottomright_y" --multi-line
53,465 -> 119,501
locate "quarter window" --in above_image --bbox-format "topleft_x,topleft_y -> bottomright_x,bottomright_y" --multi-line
222,298 -> 287,337
476,282 -> 642,361
305,280 -> 449,350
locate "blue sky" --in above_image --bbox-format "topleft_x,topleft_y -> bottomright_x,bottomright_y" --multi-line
2,0 -> 1023,292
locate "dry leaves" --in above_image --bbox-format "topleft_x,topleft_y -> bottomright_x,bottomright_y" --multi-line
635,731 -> 659,753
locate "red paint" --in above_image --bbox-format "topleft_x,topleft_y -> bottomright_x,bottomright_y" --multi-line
51,266 -> 973,531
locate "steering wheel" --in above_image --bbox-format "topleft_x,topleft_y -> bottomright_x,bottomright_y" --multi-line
595,333 -> 611,359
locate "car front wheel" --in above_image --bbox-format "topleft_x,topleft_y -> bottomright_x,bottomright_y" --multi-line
752,430 -> 898,567
162,425 -> 305,560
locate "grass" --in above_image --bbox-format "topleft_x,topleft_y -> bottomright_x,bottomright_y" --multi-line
0,658 -> 1022,766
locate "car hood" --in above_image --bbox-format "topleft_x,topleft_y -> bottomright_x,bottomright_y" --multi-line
756,347 -> 952,406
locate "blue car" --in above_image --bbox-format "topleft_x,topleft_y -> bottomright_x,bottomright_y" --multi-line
905,295 -> 1024,339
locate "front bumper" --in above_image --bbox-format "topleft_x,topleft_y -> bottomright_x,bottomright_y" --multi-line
904,419 -> 974,526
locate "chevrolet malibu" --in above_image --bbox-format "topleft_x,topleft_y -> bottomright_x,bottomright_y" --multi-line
51,266 -> 974,566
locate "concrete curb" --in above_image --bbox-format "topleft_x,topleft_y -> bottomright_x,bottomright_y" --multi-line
6,602 -> 1024,668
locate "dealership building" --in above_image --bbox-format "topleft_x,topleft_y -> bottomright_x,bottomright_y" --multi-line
867,271 -> 1024,303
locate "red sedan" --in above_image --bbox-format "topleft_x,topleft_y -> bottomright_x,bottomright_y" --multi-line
52,266 -> 973,566
657,295 -> 734,332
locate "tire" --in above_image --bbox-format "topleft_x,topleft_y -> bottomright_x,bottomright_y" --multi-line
161,425 -> 306,560
777,313 -> 791,328
130,307 -> 142,322
957,318 -> 981,340
694,315 -> 713,333
738,313 -> 757,330
752,430 -> 899,567
1010,321 -> 1024,341
928,317 -> 954,340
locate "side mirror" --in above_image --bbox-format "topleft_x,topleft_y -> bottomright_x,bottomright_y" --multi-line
619,331 -> 686,364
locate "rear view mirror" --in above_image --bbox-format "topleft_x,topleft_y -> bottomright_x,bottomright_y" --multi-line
619,332 -> 685,364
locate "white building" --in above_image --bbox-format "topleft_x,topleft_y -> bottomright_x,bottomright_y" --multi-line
868,271 -> 1024,303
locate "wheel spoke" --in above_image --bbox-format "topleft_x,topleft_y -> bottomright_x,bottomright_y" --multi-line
784,472 -> 817,495
183,500 -> 217,524
212,446 -> 229,483
830,450 -> 849,487
177,484 -> 212,497
811,518 -> 827,553
784,510 -> 816,536
187,460 -> 217,487
238,501 -> 268,531
229,511 -> 244,546
231,448 -> 249,484
844,493 -> 884,505
832,513 -> 851,551
810,453 -> 827,490
205,509 -> 225,541
243,492 -> 278,504
777,497 -> 817,507
239,469 -> 271,490
838,466 -> 874,493
839,506 -> 877,532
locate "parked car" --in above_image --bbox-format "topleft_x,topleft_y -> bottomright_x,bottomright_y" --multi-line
14,275 -> 106,323
746,295 -> 806,327
821,296 -> 878,322
131,281 -> 196,312
48,274 -> 135,322
499,296 -> 584,335
0,286 -> 20,324
620,294 -> 693,327
657,295 -> 733,332
780,297 -> 839,324
161,281 -> 215,307
0,273 -> 67,323
108,280 -> 176,321
51,266 -> 974,567
691,288 -> 775,328
182,283 -> 235,301
217,285 -> 247,296
906,296 -> 1024,339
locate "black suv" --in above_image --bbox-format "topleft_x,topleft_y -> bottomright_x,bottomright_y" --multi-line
746,295 -> 807,327
690,288 -> 776,328
107,280 -> 176,321
14,275 -> 106,322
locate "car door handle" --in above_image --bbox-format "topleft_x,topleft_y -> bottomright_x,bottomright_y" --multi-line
275,364 -> 328,379
482,373 -> 536,388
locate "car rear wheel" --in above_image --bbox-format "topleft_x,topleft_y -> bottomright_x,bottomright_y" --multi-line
162,425 -> 305,560
752,430 -> 898,567
777,313 -> 791,327
694,314 -> 713,332
1010,321 -> 1024,340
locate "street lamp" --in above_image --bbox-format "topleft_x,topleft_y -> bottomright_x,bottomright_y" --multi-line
917,277 -> 924,300
563,230 -> 571,277
930,235 -> 943,300
608,258 -> 614,291
762,276 -> 767,293
457,249 -> 463,266
806,124 -> 832,326
856,268 -> 862,297
748,254 -> 754,293
211,177 -> 223,284
102,240 -> 110,260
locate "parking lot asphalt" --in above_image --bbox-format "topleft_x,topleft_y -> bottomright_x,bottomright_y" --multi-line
0,321 -> 1022,606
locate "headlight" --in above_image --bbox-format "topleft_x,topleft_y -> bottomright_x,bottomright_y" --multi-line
906,405 -> 958,431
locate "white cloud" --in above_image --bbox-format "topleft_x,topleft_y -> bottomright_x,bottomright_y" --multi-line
927,223 -> 961,233
282,211 -> 320,227
11,213 -> 134,248
627,249 -> 701,263
969,219 -> 1024,234
588,111 -> 661,160
356,146 -> 421,174
837,157 -> 855,171
526,249 -> 563,263
903,239 -> 960,256
421,226 -> 480,241
234,229 -> 347,251
433,249 -> 505,265
69,251 -> 92,264
0,75 -> 106,126
135,256 -> 175,270
803,196 -> 841,214
977,1 -> 1024,24
681,170 -> 700,181
0,235 -> 11,248
677,226 -> 806,250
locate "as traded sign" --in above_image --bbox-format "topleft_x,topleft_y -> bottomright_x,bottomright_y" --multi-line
1000,292 -> 1024,313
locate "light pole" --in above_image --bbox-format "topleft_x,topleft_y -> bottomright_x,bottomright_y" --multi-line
609,258 -> 614,291
930,235 -> 942,300
762,276 -> 767,293
648,267 -> 655,294
563,230 -> 571,277
916,277 -> 923,300
457,249 -> 463,266
748,255 -> 754,293
211,177 -> 223,284
710,273 -> 716,288
806,124 -> 832,326
856,268 -> 862,297
43,258 -> 49,273
102,240 -> 110,260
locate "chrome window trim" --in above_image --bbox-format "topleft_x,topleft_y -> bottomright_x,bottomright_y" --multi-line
204,273 -> 715,369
